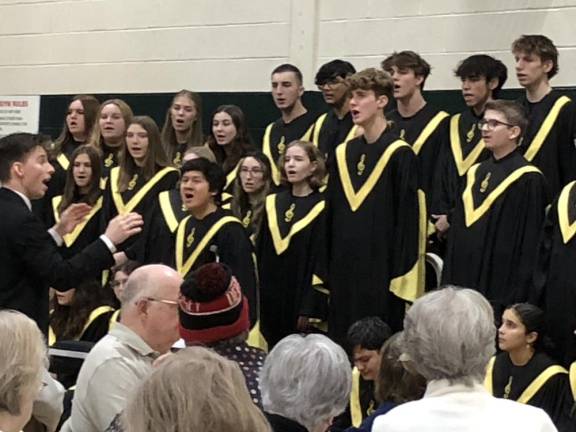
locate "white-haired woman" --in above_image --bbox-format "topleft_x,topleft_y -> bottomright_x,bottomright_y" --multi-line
259,334 -> 351,432
0,310 -> 47,432
372,287 -> 558,432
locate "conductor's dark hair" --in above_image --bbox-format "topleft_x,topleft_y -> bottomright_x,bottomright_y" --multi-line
455,55 -> 508,99
315,59 -> 356,86
347,316 -> 393,353
181,158 -> 226,204
271,64 -> 303,85
0,133 -> 50,182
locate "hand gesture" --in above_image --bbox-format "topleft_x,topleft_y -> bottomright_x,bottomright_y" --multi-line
54,203 -> 92,236
105,213 -> 144,245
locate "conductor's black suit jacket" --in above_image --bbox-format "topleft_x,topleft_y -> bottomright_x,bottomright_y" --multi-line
0,187 -> 114,332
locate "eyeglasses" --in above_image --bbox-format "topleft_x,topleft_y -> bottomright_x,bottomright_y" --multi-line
316,76 -> 345,90
478,119 -> 516,130
144,296 -> 179,307
240,167 -> 264,176
316,80 -> 342,90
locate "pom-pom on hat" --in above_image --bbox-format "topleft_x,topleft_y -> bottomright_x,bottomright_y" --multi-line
178,262 -> 250,344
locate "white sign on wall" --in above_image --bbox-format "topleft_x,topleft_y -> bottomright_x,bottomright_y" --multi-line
0,96 -> 41,137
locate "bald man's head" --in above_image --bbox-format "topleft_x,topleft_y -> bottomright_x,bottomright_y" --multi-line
119,264 -> 184,353
121,264 -> 183,308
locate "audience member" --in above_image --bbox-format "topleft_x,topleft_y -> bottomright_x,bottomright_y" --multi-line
372,287 -> 557,432
332,317 -> 392,430
0,310 -> 47,432
61,264 -> 182,432
179,262 -> 266,406
121,347 -> 271,432
349,332 -> 426,432
260,334 -> 351,432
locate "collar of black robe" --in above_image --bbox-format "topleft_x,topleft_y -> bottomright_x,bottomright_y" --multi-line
490,147 -> 521,164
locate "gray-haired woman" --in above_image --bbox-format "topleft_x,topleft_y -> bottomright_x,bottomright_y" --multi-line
260,334 -> 351,432
372,287 -> 558,432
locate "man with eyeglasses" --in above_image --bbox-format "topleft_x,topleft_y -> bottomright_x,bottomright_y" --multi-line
62,264 -> 183,432
432,54 -> 508,240
313,59 -> 358,167
442,100 -> 549,319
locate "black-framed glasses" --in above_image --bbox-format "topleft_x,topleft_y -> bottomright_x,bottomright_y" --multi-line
316,76 -> 345,90
144,296 -> 179,307
478,119 -> 516,130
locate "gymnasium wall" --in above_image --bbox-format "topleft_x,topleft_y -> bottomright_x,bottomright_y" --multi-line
1,0 -> 575,139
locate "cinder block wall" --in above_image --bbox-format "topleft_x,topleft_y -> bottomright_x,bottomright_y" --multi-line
318,0 -> 576,90
1,0 -> 575,95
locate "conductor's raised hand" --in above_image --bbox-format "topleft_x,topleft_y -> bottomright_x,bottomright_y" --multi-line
105,212 -> 143,245
54,203 -> 92,237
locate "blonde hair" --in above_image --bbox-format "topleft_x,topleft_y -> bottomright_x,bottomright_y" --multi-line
183,145 -> 217,163
88,99 -> 134,151
123,347 -> 271,432
0,311 -> 47,416
161,90 -> 204,161
347,67 -> 394,99
279,140 -> 326,189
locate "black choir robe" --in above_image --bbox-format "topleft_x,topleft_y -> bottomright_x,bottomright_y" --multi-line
533,180 -> 576,367
223,201 -> 260,243
442,150 -> 549,316
0,187 -> 114,333
311,110 -> 358,168
48,141 -> 85,199
221,163 -> 239,205
101,165 -> 179,250
262,111 -> 316,187
125,188 -> 188,265
47,194 -> 103,259
432,109 -> 490,216
173,207 -> 258,326
100,146 -> 120,190
387,104 -> 449,210
327,131 -> 426,342
486,352 -> 575,432
332,367 -> 377,430
169,142 -> 189,169
519,91 -> 576,197
257,189 -> 328,347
